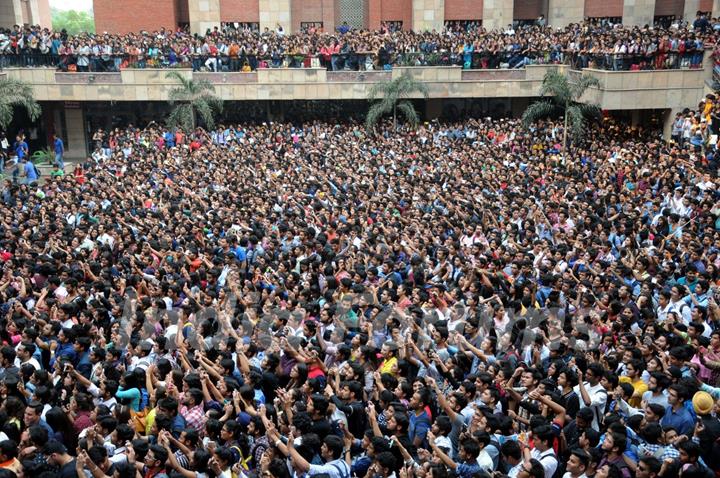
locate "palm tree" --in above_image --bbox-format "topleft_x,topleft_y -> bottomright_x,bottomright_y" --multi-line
366,71 -> 429,131
522,70 -> 601,151
0,77 -> 41,129
165,72 -> 223,131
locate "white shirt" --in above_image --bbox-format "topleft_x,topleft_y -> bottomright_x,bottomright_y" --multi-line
14,356 -> 41,371
477,449 -> 493,471
573,382 -> 607,430
308,458 -> 350,478
531,448 -> 558,478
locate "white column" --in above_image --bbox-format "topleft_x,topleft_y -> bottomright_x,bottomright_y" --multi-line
547,0 -> 584,28
259,0 -> 292,34
622,0 -> 656,26
188,0 -> 221,36
412,0 -> 445,32
64,107 -> 87,160
684,0 -> 700,21
482,0 -> 513,30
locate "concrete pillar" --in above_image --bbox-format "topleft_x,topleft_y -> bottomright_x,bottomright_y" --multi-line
188,0 -> 221,35
482,0 -> 513,31
64,108 -> 87,160
714,0 -> 720,17
412,0 -> 444,32
0,0 -> 24,27
663,108 -> 686,142
547,0 -> 584,28
259,0 -> 292,33
622,0 -> 656,27
684,0 -> 700,21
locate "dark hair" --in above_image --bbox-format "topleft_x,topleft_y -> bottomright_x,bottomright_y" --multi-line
460,438 -> 480,459
638,457 -> 661,475
28,425 -> 49,447
501,440 -> 522,461
147,444 -> 168,465
324,435 -> 344,460
0,440 -> 17,459
570,448 -> 590,469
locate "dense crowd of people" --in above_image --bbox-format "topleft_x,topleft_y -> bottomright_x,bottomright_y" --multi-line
0,97 -> 718,478
0,15 -> 719,72
0,87 -> 720,478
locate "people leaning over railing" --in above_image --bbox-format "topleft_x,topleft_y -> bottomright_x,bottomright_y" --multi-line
0,20 -> 717,72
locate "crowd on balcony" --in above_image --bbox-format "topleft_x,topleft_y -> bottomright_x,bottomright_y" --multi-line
0,16 -> 718,73
0,87 -> 718,478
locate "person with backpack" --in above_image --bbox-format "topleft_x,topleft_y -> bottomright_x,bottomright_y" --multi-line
598,432 -> 631,478
283,432 -> 350,478
576,365 -> 609,431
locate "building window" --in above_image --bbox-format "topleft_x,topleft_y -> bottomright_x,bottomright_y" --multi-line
444,20 -> 482,32
382,21 -> 403,32
653,16 -> 677,28
513,18 -> 540,27
586,17 -> 622,27
221,22 -> 260,33
300,22 -> 324,32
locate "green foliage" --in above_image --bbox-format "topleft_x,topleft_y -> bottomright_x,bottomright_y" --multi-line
366,71 -> 429,130
31,147 -> 54,165
51,8 -> 95,35
165,72 -> 223,131
0,78 -> 41,130
522,70 -> 601,149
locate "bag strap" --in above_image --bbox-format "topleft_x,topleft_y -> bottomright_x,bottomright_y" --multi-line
330,461 -> 350,478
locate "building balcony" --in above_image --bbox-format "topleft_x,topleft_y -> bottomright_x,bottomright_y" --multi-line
0,63 -> 709,112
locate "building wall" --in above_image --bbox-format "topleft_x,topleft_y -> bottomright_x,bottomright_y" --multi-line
584,0 -> 623,17
36,0 -> 51,28
412,0 -> 444,31
483,0 -> 513,29
623,0 -> 657,26
699,0 -> 714,13
94,0 -> 178,33
0,0 -> 22,27
366,0 -> 413,29
291,0 -> 336,32
0,0 -> 51,28
259,0 -> 292,31
655,0 -> 684,17
177,0 -> 190,25
548,0 -> 585,26
220,0 -> 260,22
444,0 -> 482,21
514,0 -> 544,20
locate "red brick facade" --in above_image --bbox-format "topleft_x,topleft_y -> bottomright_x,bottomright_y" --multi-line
291,0 -> 336,32
444,0 -> 483,21
699,0 -> 714,13
93,0 -> 716,33
220,0 -> 260,23
514,0 -> 544,20
584,0 -> 622,18
366,0 -> 412,30
94,0 -> 181,34
655,0 -> 684,17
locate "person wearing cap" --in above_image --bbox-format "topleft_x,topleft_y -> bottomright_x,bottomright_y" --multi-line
691,391 -> 720,472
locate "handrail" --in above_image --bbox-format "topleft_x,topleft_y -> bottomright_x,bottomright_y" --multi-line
0,49 -> 709,72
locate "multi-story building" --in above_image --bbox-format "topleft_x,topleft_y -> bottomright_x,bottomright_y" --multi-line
92,0 -> 719,35
0,0 -> 718,160
0,0 -> 51,29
